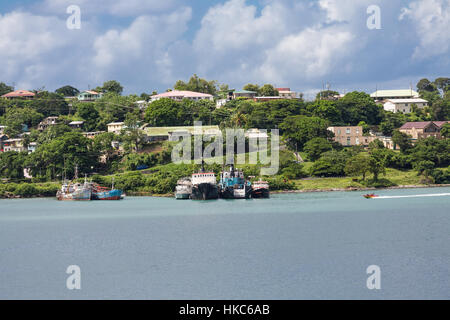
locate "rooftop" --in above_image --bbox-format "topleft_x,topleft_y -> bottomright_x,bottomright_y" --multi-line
400,121 -> 436,129
144,125 -> 220,137
370,89 -> 419,98
1,90 -> 35,98
152,90 -> 213,99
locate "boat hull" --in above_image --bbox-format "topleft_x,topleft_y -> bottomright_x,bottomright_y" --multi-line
92,189 -> 123,201
175,192 -> 190,200
251,188 -> 270,198
191,183 -> 219,200
220,186 -> 252,199
57,188 -> 92,201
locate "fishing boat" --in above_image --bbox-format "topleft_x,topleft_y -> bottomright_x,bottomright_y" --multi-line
363,193 -> 378,199
191,164 -> 219,200
175,177 -> 192,200
57,180 -> 92,201
218,165 -> 252,199
91,179 -> 123,200
251,180 -> 270,198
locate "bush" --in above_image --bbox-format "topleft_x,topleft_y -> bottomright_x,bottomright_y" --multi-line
266,177 -> 296,191
360,178 -> 396,188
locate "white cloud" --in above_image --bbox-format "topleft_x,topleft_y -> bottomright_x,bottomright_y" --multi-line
92,7 -> 192,85
41,0 -> 177,16
258,27 -> 355,83
399,0 -> 450,59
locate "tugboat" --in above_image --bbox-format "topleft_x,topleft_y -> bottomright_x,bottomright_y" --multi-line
91,179 -> 123,200
191,163 -> 219,200
251,180 -> 270,198
175,177 -> 192,200
218,165 -> 252,199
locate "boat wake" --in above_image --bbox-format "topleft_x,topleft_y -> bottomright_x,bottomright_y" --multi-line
374,193 -> 450,199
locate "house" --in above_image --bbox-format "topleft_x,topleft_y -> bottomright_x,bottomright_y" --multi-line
328,126 -> 376,146
107,122 -> 125,134
233,90 -> 258,99
37,117 -> 59,131
68,121 -> 84,130
399,121 -> 448,140
77,90 -> 103,101
370,89 -> 419,102
3,138 -> 27,152
276,88 -> 297,99
1,90 -> 35,100
150,90 -> 214,102
83,131 -> 106,139
143,125 -> 221,142
382,98 -> 428,113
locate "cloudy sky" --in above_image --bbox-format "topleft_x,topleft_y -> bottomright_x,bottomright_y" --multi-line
0,0 -> 449,99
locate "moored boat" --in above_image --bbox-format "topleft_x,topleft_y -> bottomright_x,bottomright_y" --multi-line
175,177 -> 192,200
191,164 -> 218,200
91,179 -> 123,200
57,180 -> 92,201
251,180 -> 270,198
218,165 -> 252,199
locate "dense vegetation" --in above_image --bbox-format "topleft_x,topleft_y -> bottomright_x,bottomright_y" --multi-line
0,76 -> 449,197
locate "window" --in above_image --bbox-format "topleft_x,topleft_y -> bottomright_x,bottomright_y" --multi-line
347,137 -> 351,145
346,128 -> 351,134
356,138 -> 360,145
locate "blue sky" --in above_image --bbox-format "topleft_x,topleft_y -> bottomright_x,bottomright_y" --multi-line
0,0 -> 449,99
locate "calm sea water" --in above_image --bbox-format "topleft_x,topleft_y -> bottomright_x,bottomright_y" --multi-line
0,187 -> 449,300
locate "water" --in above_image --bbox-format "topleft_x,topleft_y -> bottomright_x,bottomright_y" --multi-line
0,187 -> 449,299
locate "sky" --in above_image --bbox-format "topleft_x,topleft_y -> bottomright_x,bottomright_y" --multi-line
0,0 -> 449,99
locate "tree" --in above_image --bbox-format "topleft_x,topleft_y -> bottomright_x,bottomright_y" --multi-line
417,78 -> 438,93
413,160 -> 435,179
99,80 -> 123,95
243,84 -> 260,93
0,151 -> 27,179
2,107 -> 44,137
33,91 -> 70,116
440,123 -> 450,138
144,98 -> 182,126
392,130 -> 412,152
303,137 -> 333,161
308,100 -> 342,124
123,110 -> 145,153
174,74 -> 218,95
336,91 -> 383,125
259,84 -> 279,97
75,103 -> 100,132
316,90 -> 339,100
0,82 -> 14,96
55,85 -> 80,97
368,149 -> 387,181
434,77 -> 450,93
280,116 -> 331,150
345,153 -> 371,180
26,131 -> 98,180
309,150 -> 349,177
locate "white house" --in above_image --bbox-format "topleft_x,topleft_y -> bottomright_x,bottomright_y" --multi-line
150,90 -> 214,102
383,98 -> 428,113
107,122 -> 125,134
77,90 -> 103,101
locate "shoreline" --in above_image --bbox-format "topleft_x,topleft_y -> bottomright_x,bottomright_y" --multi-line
2,184 -> 449,200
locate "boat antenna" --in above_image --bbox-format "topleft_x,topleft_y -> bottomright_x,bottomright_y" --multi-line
112,177 -> 115,190
74,164 -> 78,180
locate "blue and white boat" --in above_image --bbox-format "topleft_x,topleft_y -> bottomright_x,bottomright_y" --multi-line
218,165 -> 252,199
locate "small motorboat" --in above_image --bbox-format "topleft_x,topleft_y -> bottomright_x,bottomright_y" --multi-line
363,193 -> 378,199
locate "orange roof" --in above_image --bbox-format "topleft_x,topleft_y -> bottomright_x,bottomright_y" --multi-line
1,90 -> 35,98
